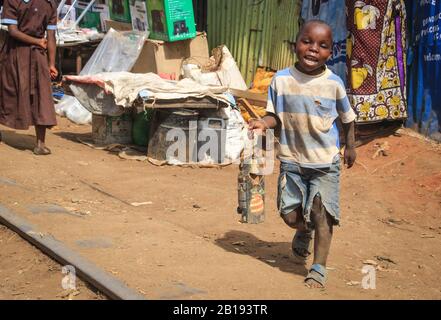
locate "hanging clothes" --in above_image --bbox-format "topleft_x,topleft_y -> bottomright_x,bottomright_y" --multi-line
406,0 -> 441,141
346,0 -> 407,123
301,0 -> 347,84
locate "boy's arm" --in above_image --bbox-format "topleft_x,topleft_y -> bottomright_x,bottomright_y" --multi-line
249,76 -> 281,131
249,113 -> 279,131
8,25 -> 47,48
342,121 -> 356,168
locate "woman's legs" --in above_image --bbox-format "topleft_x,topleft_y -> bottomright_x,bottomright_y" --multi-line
34,125 -> 51,155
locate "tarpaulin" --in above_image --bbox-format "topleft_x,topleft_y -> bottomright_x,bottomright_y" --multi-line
406,0 -> 441,140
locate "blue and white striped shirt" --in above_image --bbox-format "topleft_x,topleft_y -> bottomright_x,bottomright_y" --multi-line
267,66 -> 356,168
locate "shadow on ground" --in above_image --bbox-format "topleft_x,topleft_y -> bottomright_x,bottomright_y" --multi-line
0,130 -> 35,152
53,131 -> 92,144
215,230 -> 308,277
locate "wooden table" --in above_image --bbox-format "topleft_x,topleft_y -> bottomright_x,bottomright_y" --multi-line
57,38 -> 102,75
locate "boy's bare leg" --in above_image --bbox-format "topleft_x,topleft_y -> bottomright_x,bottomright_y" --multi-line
305,196 -> 333,288
282,208 -> 312,258
281,208 -> 308,231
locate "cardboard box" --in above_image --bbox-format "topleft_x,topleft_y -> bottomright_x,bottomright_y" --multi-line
105,19 -> 133,31
108,0 -> 132,23
131,32 -> 209,77
146,0 -> 196,42
105,20 -> 208,78
130,1 -> 149,35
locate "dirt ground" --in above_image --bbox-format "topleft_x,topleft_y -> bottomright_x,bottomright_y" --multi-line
1,117 -> 441,300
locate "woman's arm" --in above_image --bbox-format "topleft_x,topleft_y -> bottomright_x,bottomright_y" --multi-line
8,25 -> 47,48
47,29 -> 58,79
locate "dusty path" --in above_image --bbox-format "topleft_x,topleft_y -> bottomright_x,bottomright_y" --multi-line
0,118 -> 440,299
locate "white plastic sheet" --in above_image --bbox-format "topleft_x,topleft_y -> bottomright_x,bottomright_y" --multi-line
55,95 -> 92,125
80,28 -> 146,75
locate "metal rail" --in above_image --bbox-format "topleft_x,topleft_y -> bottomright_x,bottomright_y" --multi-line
0,204 -> 145,300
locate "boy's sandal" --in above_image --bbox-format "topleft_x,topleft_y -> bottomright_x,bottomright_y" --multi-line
291,230 -> 313,262
33,146 -> 51,156
304,264 -> 327,288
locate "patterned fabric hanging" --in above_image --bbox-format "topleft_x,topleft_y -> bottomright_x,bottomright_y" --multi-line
346,0 -> 407,123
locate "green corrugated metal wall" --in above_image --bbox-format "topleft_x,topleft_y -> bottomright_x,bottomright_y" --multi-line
207,0 -> 301,85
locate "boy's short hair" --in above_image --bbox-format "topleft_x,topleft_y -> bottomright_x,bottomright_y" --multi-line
295,19 -> 333,43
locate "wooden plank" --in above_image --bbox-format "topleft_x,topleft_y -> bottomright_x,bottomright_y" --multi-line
141,97 -> 228,110
237,98 -> 262,119
0,204 -> 145,300
230,89 -> 267,108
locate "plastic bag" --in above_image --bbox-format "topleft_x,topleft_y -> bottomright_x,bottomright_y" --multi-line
55,95 -> 92,125
80,28 -> 146,75
182,46 -> 248,90
218,94 -> 246,161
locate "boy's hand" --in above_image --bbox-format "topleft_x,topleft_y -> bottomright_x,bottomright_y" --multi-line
248,119 -> 266,139
49,65 -> 58,80
38,38 -> 48,50
248,119 -> 267,131
344,146 -> 356,168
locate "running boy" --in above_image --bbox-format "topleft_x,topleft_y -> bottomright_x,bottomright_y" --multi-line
249,20 -> 356,288
0,0 -> 58,155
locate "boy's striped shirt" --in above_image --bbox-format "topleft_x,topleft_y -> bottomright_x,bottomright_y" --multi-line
266,66 -> 356,168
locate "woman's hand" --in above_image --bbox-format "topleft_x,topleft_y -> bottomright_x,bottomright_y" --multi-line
49,65 -> 58,80
38,38 -> 48,49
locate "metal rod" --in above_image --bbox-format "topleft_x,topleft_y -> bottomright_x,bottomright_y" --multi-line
60,0 -> 80,25
57,0 -> 67,16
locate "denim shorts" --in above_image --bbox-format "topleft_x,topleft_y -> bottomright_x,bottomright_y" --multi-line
277,156 -> 341,226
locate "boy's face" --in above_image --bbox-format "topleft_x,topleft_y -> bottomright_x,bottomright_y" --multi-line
295,23 -> 333,75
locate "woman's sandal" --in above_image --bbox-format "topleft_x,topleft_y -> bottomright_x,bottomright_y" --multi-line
304,264 -> 327,288
33,146 -> 51,155
292,229 -> 313,263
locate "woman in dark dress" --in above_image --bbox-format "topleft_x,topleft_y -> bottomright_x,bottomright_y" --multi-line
0,0 -> 58,155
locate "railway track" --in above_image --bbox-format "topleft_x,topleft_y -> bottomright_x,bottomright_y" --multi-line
0,204 -> 145,300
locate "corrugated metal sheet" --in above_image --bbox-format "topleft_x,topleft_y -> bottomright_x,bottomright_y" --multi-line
207,0 -> 301,85
193,0 -> 208,32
